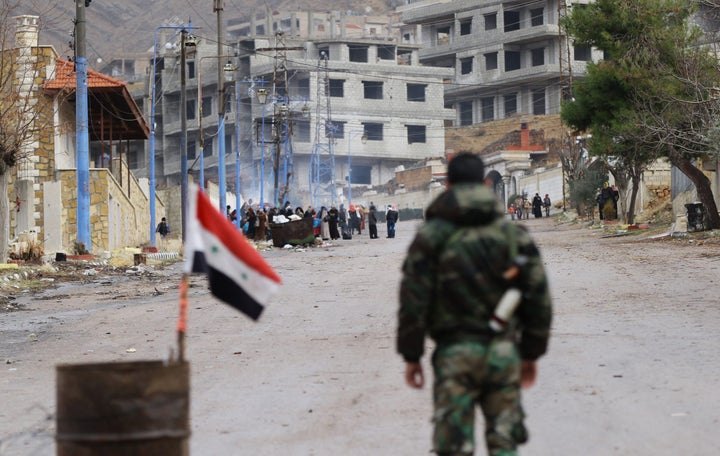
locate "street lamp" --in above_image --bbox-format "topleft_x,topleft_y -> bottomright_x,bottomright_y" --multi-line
196,54 -> 236,200
256,87 -> 268,209
149,23 -> 197,246
347,129 -> 367,206
180,30 -> 198,243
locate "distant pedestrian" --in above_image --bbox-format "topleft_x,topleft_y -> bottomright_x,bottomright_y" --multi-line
523,199 -> 531,220
349,205 -> 361,235
532,193 -> 543,218
368,203 -> 378,239
386,205 -> 399,238
328,206 -> 340,240
509,204 -> 516,221
543,194 -> 551,217
156,217 -> 170,244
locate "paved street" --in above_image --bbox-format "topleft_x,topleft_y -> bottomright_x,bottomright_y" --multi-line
1,217 -> 719,455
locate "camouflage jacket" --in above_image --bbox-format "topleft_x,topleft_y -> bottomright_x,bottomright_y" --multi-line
397,183 -> 552,362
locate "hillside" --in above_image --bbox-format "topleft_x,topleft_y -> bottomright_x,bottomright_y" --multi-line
12,0 -> 397,66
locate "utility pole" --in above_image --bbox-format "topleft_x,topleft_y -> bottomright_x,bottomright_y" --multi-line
558,0 -> 573,212
75,0 -> 91,251
215,0 -> 227,214
180,29 -> 189,241
309,50 -> 336,208
256,36 -> 304,207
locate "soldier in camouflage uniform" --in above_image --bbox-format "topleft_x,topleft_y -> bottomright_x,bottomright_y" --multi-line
397,153 -> 552,456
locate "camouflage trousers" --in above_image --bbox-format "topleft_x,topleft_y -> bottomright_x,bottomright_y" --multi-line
431,340 -> 528,456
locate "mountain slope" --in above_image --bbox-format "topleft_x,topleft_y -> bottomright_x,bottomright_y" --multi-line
13,0 -> 396,66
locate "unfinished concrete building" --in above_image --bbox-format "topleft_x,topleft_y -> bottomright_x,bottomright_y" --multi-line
399,0 -> 600,126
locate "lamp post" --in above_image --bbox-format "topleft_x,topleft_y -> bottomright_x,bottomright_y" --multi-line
149,23 -> 197,246
197,55 -> 235,200
180,29 -> 198,243
346,130 -> 367,206
256,87 -> 268,209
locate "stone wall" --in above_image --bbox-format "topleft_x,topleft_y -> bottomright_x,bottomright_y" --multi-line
56,165 -> 159,254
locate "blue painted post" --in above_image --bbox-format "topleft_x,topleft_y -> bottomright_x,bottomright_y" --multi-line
75,56 -> 91,251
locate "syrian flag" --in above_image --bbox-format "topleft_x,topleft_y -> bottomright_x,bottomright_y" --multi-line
184,184 -> 281,320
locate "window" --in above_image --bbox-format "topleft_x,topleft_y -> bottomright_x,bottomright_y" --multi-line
407,83 -> 426,102
362,122 -> 384,141
459,101 -> 473,126
363,81 -> 383,99
349,45 -> 369,62
378,45 -> 395,60
460,57 -> 473,75
460,19 -> 472,36
294,119 -> 311,142
504,11 -> 521,32
297,78 -> 310,98
505,51 -> 521,71
531,48 -> 545,66
187,61 -> 195,79
398,48 -> 412,66
188,140 -> 196,160
574,45 -> 592,61
186,99 -> 196,120
319,47 -> 329,59
202,96 -> 212,117
436,26 -> 451,45
531,8 -> 544,26
485,52 -> 498,71
327,121 -> 345,138
224,134 -> 232,154
407,125 -> 427,144
351,165 -> 371,185
481,97 -> 494,122
202,137 -> 213,157
504,93 -> 517,116
532,88 -> 546,115
329,79 -> 344,97
484,13 -> 497,31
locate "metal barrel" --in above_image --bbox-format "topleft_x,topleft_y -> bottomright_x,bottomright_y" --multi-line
56,360 -> 190,456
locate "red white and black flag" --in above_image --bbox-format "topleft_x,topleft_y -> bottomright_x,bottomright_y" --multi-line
184,184 -> 281,320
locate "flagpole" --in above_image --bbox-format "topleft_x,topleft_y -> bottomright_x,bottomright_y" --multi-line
177,273 -> 189,362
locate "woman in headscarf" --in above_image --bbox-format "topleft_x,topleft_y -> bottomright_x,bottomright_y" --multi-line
348,204 -> 361,235
254,209 -> 268,241
327,206 -> 340,240
532,193 -> 543,218
317,206 -> 331,240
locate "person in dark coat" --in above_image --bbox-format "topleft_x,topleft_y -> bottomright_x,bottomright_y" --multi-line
244,207 -> 257,239
532,193 -> 543,218
386,205 -> 399,238
328,206 -> 340,240
348,205 -> 361,235
368,203 -> 378,239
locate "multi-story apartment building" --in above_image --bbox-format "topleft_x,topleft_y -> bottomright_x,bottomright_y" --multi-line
399,0 -> 601,126
235,35 -> 453,207
135,10 -> 453,212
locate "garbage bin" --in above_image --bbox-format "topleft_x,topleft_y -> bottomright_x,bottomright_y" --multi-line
685,202 -> 706,232
269,217 -> 315,247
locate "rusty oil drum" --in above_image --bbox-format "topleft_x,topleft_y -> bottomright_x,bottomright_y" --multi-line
56,360 -> 190,456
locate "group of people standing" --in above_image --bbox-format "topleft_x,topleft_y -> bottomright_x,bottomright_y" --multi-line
336,202 -> 399,240
509,193 -> 552,220
226,200 -> 400,243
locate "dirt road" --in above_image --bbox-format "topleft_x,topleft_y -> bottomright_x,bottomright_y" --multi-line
1,217 -> 719,455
